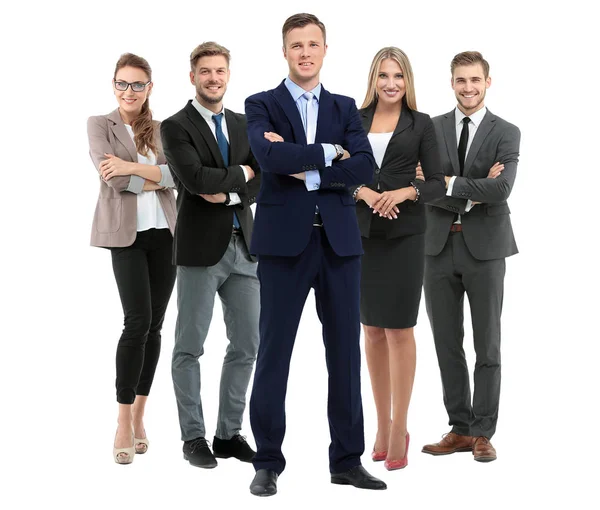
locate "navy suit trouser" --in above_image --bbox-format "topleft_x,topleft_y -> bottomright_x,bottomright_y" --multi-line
250,227 -> 365,475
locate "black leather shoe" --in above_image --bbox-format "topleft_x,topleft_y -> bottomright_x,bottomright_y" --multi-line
250,469 -> 278,497
331,465 -> 387,490
182,437 -> 217,469
213,434 -> 256,462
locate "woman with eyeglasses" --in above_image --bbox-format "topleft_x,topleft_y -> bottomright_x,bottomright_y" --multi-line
87,53 -> 177,464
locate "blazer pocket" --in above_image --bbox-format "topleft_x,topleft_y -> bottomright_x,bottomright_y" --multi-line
486,204 -> 511,216
95,198 -> 122,233
340,193 -> 356,206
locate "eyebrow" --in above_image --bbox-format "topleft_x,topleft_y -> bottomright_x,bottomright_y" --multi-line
198,67 -> 227,71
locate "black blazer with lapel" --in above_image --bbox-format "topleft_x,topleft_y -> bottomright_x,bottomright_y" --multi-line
160,100 -> 260,266
425,109 -> 520,260
355,104 -> 445,239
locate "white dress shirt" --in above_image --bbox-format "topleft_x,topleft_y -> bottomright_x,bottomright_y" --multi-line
447,106 -> 488,223
191,97 -> 249,206
124,124 -> 169,232
367,132 -> 393,170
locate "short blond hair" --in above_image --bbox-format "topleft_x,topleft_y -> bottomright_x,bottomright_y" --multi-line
190,41 -> 231,71
451,51 -> 490,79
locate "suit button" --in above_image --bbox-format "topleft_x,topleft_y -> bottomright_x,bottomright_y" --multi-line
313,184 -> 319,190
375,169 -> 380,174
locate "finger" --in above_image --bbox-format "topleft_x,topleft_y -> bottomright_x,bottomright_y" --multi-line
103,153 -> 115,158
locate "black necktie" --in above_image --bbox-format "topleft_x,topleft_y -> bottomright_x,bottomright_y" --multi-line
457,117 -> 471,176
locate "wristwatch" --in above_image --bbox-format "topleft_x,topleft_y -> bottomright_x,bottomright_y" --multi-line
333,144 -> 344,161
223,193 -> 231,206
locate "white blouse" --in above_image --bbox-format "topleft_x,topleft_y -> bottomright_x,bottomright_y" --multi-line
124,124 -> 169,232
367,132 -> 393,169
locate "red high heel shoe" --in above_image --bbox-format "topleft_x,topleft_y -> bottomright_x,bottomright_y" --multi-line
371,450 -> 387,462
384,433 -> 410,470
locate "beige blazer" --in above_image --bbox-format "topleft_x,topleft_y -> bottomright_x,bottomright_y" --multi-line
87,109 -> 177,247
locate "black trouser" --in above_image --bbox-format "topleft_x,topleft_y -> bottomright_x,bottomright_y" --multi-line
110,228 -> 176,404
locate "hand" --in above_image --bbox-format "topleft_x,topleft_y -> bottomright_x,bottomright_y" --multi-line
290,172 -> 306,181
415,163 -> 425,181
444,175 -> 452,189
143,181 -> 163,191
341,149 -> 351,160
199,193 -> 227,204
100,154 -> 134,180
358,188 -> 399,219
264,132 -> 284,143
487,162 -> 504,178
372,189 -> 411,219
243,165 -> 256,180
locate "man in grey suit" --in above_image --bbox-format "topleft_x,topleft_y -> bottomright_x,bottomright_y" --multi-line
421,51 -> 520,462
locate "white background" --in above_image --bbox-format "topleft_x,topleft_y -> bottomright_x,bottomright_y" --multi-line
2,0 -> 598,508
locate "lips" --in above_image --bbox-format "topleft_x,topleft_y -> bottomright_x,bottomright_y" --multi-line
122,98 -> 136,104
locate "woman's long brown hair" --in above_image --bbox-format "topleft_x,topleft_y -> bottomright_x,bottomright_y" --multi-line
113,53 -> 157,157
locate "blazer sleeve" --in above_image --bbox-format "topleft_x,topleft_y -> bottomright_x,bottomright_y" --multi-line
245,94 -> 327,175
318,99 -> 374,190
412,116 -> 446,203
238,149 -> 261,208
87,116 -> 143,193
160,118 -> 248,195
449,124 -> 521,203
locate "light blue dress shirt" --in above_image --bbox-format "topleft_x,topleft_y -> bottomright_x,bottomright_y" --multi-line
284,77 -> 337,192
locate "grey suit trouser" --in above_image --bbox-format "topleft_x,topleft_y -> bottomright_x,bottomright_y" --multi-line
172,234 -> 260,441
424,231 -> 505,439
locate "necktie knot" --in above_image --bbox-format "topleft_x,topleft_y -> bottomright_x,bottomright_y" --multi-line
212,113 -> 223,127
463,117 -> 471,125
303,91 -> 314,102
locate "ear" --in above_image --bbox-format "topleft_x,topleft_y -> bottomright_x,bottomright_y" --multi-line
147,82 -> 153,97
450,76 -> 454,88
189,70 -> 195,86
323,43 -> 328,57
282,45 -> 287,59
486,76 -> 492,89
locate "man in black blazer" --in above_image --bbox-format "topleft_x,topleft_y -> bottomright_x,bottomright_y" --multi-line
160,42 -> 260,469
422,51 -> 520,462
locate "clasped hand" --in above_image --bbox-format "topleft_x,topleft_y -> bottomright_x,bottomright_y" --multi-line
100,154 -> 133,180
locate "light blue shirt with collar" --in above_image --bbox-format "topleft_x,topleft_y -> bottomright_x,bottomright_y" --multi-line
284,77 -> 337,192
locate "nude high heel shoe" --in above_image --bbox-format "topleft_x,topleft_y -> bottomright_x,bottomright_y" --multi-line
134,436 -> 149,455
114,433 -> 135,464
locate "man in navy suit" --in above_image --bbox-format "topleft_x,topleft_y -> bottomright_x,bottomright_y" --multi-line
245,13 -> 386,497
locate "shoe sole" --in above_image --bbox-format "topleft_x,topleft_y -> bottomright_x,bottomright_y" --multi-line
214,452 -> 254,463
250,490 -> 277,497
183,453 -> 217,469
474,456 -> 497,462
330,478 -> 387,490
421,447 -> 473,456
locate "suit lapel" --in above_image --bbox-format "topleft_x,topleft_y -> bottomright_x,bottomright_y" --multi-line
184,101 -> 225,166
464,110 -> 496,176
107,109 -> 138,162
273,80 -> 307,144
442,110 -> 460,175
315,86 -> 333,142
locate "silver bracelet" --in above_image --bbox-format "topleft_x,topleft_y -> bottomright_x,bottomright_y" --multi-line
409,181 -> 421,203
352,184 -> 365,201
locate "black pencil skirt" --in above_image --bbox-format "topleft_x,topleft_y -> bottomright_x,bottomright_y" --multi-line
360,233 -> 424,329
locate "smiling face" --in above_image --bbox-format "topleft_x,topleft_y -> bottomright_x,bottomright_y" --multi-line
113,66 -> 152,118
190,55 -> 230,111
376,58 -> 405,107
283,23 -> 327,90
451,63 -> 491,115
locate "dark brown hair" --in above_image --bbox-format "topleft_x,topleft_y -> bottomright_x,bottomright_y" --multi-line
450,51 -> 490,79
113,53 -> 157,157
190,41 -> 231,72
282,13 -> 326,46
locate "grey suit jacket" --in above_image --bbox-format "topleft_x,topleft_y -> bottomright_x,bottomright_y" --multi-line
425,109 -> 520,260
87,109 -> 177,247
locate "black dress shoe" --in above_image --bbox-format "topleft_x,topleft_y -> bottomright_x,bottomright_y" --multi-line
213,434 -> 256,462
331,465 -> 387,490
182,437 -> 217,469
250,469 -> 278,497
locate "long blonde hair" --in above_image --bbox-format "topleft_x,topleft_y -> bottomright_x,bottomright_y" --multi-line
361,47 -> 417,111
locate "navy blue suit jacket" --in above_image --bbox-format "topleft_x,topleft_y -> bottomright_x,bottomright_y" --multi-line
245,80 -> 375,257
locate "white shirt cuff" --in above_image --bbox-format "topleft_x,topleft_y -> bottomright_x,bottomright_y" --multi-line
240,165 -> 249,182
446,176 -> 457,196
304,170 -> 321,192
228,193 -> 241,205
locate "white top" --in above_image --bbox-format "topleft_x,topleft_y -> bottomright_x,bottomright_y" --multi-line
124,124 -> 169,232
367,132 -> 393,169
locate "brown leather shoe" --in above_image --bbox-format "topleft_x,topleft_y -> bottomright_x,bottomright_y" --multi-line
422,432 -> 475,455
473,437 -> 496,462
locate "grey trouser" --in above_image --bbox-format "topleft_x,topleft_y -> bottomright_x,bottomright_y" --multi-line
172,234 -> 260,441
424,231 -> 505,439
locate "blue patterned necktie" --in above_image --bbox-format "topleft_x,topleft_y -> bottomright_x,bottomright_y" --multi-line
212,113 -> 240,228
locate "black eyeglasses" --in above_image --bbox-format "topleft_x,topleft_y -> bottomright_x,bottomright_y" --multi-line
113,80 -> 151,92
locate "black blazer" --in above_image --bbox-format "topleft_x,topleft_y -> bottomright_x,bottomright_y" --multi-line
356,104 -> 445,239
160,101 -> 261,266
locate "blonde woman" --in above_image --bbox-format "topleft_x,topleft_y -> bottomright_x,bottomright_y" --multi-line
353,47 -> 445,470
87,53 -> 177,464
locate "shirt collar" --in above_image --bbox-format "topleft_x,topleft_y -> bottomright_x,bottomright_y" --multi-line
192,97 -> 224,124
285,76 -> 322,103
455,105 -> 487,128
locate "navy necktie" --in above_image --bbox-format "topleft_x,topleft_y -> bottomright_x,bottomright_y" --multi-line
213,113 -> 240,228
